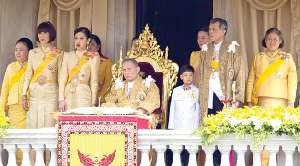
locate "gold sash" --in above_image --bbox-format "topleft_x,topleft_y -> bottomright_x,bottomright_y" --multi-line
67,56 -> 89,84
26,50 -> 60,97
9,64 -> 27,93
252,56 -> 286,105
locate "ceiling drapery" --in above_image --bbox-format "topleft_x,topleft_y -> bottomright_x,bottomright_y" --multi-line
246,0 -> 289,11
53,0 -> 86,11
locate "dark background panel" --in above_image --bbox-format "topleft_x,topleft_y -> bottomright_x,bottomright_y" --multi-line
136,0 -> 213,86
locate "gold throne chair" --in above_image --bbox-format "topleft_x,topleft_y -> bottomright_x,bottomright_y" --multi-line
111,24 -> 179,129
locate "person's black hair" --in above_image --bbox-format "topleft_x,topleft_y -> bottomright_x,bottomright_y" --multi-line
36,21 -> 56,43
262,28 -> 284,48
16,38 -> 33,50
179,65 -> 195,75
198,27 -> 209,36
210,18 -> 228,35
131,36 -> 139,42
90,34 -> 103,56
74,27 -> 91,39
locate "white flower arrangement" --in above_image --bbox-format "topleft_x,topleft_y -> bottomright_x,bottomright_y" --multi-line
142,75 -> 155,88
114,77 -> 125,90
227,41 -> 240,53
201,44 -> 208,51
192,106 -> 300,151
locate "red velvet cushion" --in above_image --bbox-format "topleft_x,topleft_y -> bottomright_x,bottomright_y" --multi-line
138,62 -> 163,114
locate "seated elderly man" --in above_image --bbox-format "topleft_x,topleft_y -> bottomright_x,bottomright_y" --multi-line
102,58 -> 160,114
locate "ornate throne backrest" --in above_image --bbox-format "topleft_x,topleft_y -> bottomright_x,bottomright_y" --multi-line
111,24 -> 179,129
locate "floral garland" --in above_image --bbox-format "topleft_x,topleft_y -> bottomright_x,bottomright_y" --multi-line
84,51 -> 99,57
142,75 -> 155,88
0,109 -> 12,138
114,77 -> 125,90
192,106 -> 300,151
227,41 -> 239,53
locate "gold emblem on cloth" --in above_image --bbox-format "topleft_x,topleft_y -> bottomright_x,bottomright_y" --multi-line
277,72 -> 282,78
72,76 -> 80,85
80,72 -> 86,78
136,91 -> 147,103
37,76 -> 46,86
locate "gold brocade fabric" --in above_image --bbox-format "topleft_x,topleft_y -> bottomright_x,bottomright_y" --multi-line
195,39 -> 245,125
59,51 -> 100,109
189,51 -> 200,70
97,56 -> 113,102
245,51 -> 297,103
257,97 -> 287,109
103,75 -> 160,113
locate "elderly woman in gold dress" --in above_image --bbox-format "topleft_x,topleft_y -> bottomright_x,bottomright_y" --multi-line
22,22 -> 62,129
0,38 -> 33,129
246,28 -> 297,108
59,27 -> 100,111
246,28 -> 297,166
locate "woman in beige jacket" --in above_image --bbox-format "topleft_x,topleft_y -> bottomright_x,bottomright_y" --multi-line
59,27 -> 100,111
22,22 -> 62,129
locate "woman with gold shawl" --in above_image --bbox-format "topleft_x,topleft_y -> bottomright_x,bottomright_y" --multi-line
88,34 -> 112,105
246,28 -> 297,108
22,22 -> 62,129
0,38 -> 33,129
246,28 -> 297,166
58,27 -> 100,111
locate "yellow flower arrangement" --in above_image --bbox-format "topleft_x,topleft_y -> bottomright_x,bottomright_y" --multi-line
0,109 -> 12,138
192,106 -> 300,151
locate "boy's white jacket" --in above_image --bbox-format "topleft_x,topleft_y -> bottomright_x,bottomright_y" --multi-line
168,84 -> 200,130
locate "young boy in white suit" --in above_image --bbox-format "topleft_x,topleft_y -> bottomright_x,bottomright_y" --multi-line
168,64 -> 200,130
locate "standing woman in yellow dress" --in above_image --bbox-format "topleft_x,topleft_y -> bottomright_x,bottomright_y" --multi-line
246,27 -> 297,166
246,28 -> 297,108
0,38 -> 33,129
22,22 -> 62,129
189,27 -> 210,83
59,27 -> 100,111
88,34 -> 112,104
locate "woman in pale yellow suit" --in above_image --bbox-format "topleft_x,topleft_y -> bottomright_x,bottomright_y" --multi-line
88,34 -> 113,104
22,22 -> 62,129
246,28 -> 297,108
0,38 -> 33,129
189,27 -> 210,83
59,27 -> 100,111
246,28 -> 297,166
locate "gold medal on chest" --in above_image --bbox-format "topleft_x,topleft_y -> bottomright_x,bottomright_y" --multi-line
136,91 -> 147,104
47,64 -> 53,70
277,72 -> 282,78
80,72 -> 86,78
228,68 -> 235,81
211,74 -> 216,79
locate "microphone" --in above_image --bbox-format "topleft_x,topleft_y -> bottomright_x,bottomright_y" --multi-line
98,85 -> 112,107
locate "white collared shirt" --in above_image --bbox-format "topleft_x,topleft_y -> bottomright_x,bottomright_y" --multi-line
208,40 -> 225,109
127,81 -> 135,92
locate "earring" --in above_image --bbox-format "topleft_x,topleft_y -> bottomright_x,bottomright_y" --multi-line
75,46 -> 77,50
86,44 -> 89,50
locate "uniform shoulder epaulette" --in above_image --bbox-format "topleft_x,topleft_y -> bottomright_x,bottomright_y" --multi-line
100,56 -> 109,63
